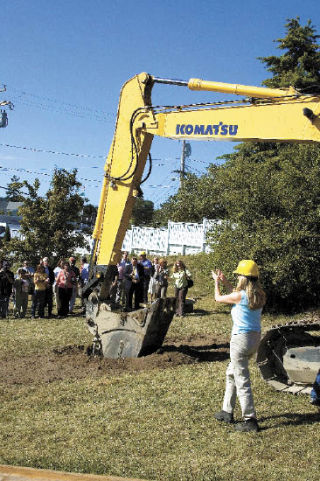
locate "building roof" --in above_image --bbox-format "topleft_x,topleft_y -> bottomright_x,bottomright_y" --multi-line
6,201 -> 23,212
0,215 -> 21,225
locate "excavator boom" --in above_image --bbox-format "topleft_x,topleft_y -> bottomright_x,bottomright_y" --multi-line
91,73 -> 154,268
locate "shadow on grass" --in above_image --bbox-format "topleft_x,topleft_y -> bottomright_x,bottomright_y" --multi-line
161,343 -> 230,362
259,411 -> 320,430
210,309 -> 232,315
192,308 -> 211,316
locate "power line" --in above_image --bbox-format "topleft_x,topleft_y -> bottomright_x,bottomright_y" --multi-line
0,142 -> 184,197
6,84 -> 116,122
0,142 -> 182,166
188,157 -> 209,165
150,172 -> 179,206
11,98 -> 113,123
0,166 -> 102,188
0,142 -> 105,160
0,165 -> 179,191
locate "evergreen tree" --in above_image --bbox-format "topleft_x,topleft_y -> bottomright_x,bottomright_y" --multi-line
6,175 -> 24,202
259,17 -> 320,91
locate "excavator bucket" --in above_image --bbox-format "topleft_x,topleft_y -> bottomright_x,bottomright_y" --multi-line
86,293 -> 176,358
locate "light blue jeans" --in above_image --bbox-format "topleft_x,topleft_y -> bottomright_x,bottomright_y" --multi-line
222,331 -> 261,419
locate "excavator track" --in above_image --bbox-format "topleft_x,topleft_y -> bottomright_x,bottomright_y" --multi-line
257,317 -> 320,394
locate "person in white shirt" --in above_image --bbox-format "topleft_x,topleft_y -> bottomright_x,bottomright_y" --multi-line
53,259 -> 64,312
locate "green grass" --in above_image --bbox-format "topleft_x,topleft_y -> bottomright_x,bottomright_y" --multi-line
1,349 -> 319,481
1,261 -> 320,481
0,315 -> 92,359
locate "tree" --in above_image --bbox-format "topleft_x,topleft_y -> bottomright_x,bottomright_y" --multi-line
155,18 -> 320,311
5,175 -> 24,202
207,143 -> 320,311
131,198 -> 154,226
0,224 -> 11,256
259,17 -> 320,91
81,203 -> 97,233
82,203 -> 97,224
153,168 -> 226,225
7,168 -> 87,264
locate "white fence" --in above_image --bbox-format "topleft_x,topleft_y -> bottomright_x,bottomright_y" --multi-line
122,218 -> 217,256
2,218 -> 217,258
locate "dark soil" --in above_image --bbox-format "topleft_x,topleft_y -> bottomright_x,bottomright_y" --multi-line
0,335 -> 229,386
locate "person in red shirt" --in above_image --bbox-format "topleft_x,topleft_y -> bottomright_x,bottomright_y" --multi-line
55,261 -> 76,317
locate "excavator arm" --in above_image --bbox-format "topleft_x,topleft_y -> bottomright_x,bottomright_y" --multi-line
144,91 -> 320,143
84,72 -> 320,361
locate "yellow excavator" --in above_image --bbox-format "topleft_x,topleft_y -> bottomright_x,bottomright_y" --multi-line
83,72 -> 320,392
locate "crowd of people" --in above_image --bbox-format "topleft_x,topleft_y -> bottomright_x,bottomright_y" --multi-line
0,251 -> 193,319
0,256 -> 89,319
111,251 -> 192,316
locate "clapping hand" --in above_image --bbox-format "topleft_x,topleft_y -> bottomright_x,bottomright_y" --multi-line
211,270 -> 218,281
211,269 -> 226,282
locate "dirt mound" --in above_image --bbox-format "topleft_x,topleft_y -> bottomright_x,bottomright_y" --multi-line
0,336 -> 229,386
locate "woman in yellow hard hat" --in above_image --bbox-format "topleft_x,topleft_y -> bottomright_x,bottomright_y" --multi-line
211,260 -> 266,432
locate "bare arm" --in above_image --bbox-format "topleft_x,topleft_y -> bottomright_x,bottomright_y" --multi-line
211,270 -> 241,305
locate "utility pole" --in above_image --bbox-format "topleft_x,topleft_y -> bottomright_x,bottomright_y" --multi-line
0,85 -> 14,128
179,140 -> 192,187
180,140 -> 186,187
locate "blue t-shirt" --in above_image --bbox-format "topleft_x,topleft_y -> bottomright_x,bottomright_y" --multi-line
231,290 -> 262,335
140,259 -> 152,277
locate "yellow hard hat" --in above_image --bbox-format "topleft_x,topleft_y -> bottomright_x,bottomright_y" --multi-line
233,260 -> 259,277
140,251 -> 146,256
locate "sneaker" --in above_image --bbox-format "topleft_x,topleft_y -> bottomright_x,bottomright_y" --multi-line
234,418 -> 259,432
214,410 -> 234,423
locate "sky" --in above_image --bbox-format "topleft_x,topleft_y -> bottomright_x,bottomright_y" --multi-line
1,0 -> 319,209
